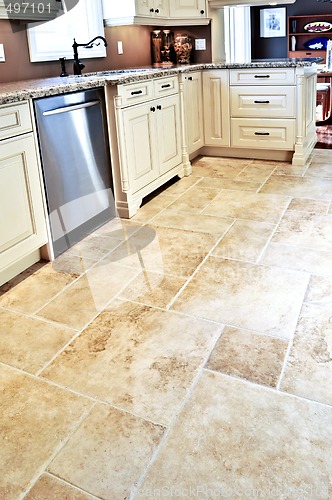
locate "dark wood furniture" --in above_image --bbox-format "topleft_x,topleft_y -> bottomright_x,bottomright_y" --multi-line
288,14 -> 332,64
317,71 -> 332,124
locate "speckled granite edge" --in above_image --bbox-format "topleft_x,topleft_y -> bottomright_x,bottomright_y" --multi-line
0,59 -> 320,105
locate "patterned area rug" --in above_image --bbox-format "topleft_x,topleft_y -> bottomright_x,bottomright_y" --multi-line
316,124 -> 332,149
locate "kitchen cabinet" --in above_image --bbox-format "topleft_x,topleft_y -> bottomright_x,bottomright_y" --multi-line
0,0 -> 62,21
183,71 -> 204,155
288,14 -> 332,64
202,70 -> 230,147
102,0 -> 209,26
107,75 -> 189,218
0,102 -> 47,286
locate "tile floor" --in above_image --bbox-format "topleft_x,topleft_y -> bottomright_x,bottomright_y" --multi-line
1,150 -> 332,499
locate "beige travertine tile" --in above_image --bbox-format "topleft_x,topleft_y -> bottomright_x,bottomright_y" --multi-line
212,219 -> 275,263
171,257 -> 309,339
25,474 -> 95,499
280,302 -> 332,405
131,194 -> 175,223
0,261 -> 46,294
235,163 -> 276,182
196,176 -> 262,192
0,309 -> 76,373
191,157 -> 250,179
51,253 -> 97,276
137,371 -> 332,499
259,175 -> 332,200
305,161 -> 332,179
260,242 -> 332,276
202,190 -> 290,223
93,217 -> 143,239
273,164 -> 308,176
103,225 -> 218,278
0,364 -> 91,500
0,264 -> 76,314
119,270 -> 187,308
270,212 -> 332,251
150,208 -> 234,236
41,300 -> 222,424
166,186 -> 220,213
305,275 -> 332,304
287,198 -> 329,215
160,174 -> 201,197
250,159 -> 291,167
48,404 -> 165,499
37,261 -> 140,329
206,326 -> 288,387
64,233 -> 122,261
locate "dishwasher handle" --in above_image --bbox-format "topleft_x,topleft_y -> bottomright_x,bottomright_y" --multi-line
42,100 -> 100,116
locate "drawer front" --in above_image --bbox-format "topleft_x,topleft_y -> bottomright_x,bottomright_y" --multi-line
0,101 -> 32,140
153,76 -> 179,97
231,118 -> 295,150
230,86 -> 296,118
117,80 -> 154,107
230,68 -> 296,86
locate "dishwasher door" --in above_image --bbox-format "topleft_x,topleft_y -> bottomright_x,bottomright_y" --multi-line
34,88 -> 115,258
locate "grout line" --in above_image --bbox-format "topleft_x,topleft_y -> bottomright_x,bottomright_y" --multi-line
37,472 -> 102,499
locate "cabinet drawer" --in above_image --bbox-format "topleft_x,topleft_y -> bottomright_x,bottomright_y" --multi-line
230,68 -> 296,86
153,76 -> 179,97
117,80 -> 154,106
231,118 -> 295,150
230,86 -> 296,118
0,101 -> 32,140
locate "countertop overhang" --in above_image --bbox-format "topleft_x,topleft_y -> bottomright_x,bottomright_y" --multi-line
0,59 -> 322,105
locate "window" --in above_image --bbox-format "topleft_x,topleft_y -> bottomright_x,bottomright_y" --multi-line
224,6 -> 251,64
27,0 -> 105,62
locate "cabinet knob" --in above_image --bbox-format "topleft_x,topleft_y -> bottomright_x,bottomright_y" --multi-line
188,76 -> 193,81
200,10 -> 204,14
150,107 -> 156,112
157,105 -> 162,110
155,8 -> 159,13
150,8 -> 154,12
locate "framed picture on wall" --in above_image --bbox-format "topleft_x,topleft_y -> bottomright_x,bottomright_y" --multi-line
260,7 -> 286,38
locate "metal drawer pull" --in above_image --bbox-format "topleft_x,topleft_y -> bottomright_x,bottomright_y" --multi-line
255,132 -> 270,136
254,100 -> 270,104
161,84 -> 171,88
254,75 -> 270,78
131,90 -> 143,95
43,100 -> 99,116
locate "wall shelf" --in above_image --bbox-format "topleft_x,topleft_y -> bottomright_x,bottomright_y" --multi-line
288,14 -> 332,64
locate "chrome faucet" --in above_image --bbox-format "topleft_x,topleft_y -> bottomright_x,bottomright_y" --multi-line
72,36 -> 108,75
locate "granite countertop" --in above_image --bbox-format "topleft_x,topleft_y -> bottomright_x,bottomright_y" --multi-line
0,59 -> 321,105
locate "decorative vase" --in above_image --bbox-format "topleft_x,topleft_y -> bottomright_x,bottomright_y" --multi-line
151,30 -> 162,66
174,34 -> 192,64
161,30 -> 174,65
291,35 -> 296,51
292,20 -> 297,33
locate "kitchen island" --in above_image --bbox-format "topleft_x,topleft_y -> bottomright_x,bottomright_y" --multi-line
0,59 -> 319,283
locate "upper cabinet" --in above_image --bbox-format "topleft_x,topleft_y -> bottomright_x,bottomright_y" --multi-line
102,0 -> 209,26
0,0 -> 62,21
208,0 -> 295,6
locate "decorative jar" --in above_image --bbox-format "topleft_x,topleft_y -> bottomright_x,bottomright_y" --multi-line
151,30 -> 162,65
174,34 -> 192,64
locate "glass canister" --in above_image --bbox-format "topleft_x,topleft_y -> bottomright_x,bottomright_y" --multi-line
174,34 -> 192,64
151,30 -> 163,66
161,30 -> 174,65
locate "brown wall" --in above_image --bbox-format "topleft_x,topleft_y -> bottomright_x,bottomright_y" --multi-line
0,20 -> 211,83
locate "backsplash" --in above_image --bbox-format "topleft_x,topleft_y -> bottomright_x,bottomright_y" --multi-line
0,21 -> 211,83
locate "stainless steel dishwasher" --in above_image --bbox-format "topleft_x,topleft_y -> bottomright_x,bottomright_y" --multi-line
34,88 -> 115,259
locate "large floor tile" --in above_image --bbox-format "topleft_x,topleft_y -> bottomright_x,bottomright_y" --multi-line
287,198 -> 329,215
171,257 -> 309,339
235,163 -> 276,182
131,194 -> 175,223
137,371 -> 332,499
0,364 -> 91,499
0,264 -> 75,314
166,186 -> 220,213
259,175 -> 332,200
150,208 -> 233,236
102,225 -> 218,278
305,275 -> 332,304
48,403 -> 165,499
280,301 -> 332,405
37,261 -> 139,329
202,190 -> 290,223
305,159 -> 332,179
160,175 -> 201,197
206,326 -> 288,388
196,176 -> 262,192
93,217 -> 143,239
0,309 -> 76,374
64,232 -> 122,261
212,219 -> 275,263
192,156 -> 251,179
25,474 -> 95,499
273,164 -> 308,176
41,300 -> 222,424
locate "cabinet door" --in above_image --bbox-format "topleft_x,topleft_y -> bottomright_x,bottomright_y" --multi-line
0,134 -> 47,270
203,70 -> 230,147
169,0 -> 206,18
122,102 -> 159,193
136,0 -> 167,17
185,72 -> 204,154
156,94 -> 182,176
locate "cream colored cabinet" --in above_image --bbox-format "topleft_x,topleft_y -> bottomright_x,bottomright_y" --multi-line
169,0 -> 207,18
202,70 -> 230,147
109,75 -> 188,218
183,72 -> 204,155
136,0 -> 168,19
0,0 -> 61,21
0,102 -> 47,285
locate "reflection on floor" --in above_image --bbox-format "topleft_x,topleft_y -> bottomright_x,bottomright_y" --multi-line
1,150 -> 332,499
